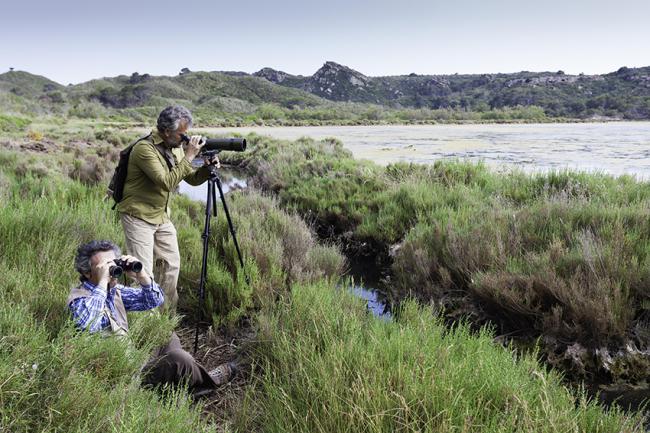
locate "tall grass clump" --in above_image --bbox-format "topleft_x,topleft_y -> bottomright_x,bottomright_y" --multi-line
225,134 -> 387,235
0,161 -> 215,432
172,190 -> 346,329
235,282 -> 643,432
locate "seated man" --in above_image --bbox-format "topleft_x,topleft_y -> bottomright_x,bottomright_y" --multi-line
68,240 -> 235,396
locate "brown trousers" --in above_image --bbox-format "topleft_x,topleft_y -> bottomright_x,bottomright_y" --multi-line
120,213 -> 180,313
141,333 -> 216,395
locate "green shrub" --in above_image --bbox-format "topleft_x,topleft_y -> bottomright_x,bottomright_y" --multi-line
173,190 -> 346,329
0,114 -> 32,132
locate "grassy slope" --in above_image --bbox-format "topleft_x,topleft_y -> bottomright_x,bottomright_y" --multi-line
0,70 -> 63,96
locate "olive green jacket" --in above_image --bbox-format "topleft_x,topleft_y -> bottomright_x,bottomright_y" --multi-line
117,130 -> 209,224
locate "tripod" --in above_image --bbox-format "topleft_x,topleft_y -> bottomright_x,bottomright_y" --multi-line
193,162 -> 247,354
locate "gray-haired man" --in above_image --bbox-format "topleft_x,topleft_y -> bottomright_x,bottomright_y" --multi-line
116,105 -> 218,313
68,240 -> 235,396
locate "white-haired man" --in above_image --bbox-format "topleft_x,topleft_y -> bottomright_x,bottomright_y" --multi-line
115,105 -> 218,312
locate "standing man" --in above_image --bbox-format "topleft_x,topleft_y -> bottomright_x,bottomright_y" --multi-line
116,105 -> 217,313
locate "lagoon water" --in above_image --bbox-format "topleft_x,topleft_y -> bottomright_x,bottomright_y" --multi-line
197,121 -> 650,179
178,168 -> 247,202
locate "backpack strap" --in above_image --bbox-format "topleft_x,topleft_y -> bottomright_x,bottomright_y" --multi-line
153,143 -> 175,170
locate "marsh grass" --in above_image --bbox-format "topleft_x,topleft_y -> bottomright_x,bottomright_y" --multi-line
172,190 -> 346,330
0,152 -> 341,430
233,135 -> 650,374
0,136 -> 644,431
0,151 -> 343,431
235,282 -> 644,432
0,167 -> 214,432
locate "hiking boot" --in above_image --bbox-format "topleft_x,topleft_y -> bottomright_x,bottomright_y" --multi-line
208,361 -> 238,385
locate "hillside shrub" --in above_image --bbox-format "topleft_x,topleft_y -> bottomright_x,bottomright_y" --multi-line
0,114 -> 32,132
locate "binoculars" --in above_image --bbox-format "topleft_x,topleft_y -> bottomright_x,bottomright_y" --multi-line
109,258 -> 143,278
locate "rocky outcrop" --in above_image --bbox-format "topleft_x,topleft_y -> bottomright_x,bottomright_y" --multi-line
254,62 -> 375,102
505,74 -> 581,87
306,61 -> 369,97
253,67 -> 294,84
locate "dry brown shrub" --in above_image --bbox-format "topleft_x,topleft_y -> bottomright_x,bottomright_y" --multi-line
393,199 -> 639,346
279,214 -> 315,282
470,233 -> 634,345
29,161 -> 51,178
14,160 -> 29,178
68,154 -> 110,185
391,225 -> 447,300
306,244 -> 346,281
13,159 -> 50,179
95,145 -> 120,162
0,171 -> 10,203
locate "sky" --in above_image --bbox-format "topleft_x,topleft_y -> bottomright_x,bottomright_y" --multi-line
1,0 -> 649,84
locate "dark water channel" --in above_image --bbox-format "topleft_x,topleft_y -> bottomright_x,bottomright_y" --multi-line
346,255 -> 392,320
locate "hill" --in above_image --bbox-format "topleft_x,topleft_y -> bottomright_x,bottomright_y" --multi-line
0,68 -> 338,124
1,62 -> 650,123
254,62 -> 650,119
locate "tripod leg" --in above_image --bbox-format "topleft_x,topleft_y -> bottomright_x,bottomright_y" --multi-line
212,178 -> 218,217
215,177 -> 248,283
194,178 -> 214,355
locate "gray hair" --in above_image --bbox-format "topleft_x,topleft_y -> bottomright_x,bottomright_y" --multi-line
75,240 -> 121,280
157,105 -> 193,133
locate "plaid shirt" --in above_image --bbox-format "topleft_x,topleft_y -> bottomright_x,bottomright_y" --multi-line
68,280 -> 164,333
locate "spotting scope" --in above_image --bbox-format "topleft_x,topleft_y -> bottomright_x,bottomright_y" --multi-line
180,134 -> 247,153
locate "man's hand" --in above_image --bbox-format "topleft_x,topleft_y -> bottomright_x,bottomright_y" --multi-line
103,188 -> 113,202
184,135 -> 205,161
91,258 -> 114,288
119,255 -> 151,286
203,154 -> 221,168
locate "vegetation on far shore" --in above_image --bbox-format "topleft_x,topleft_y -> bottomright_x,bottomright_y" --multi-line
1,101 -> 563,129
1,121 -> 646,431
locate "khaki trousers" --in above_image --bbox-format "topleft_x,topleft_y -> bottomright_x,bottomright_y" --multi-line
120,213 -> 180,313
